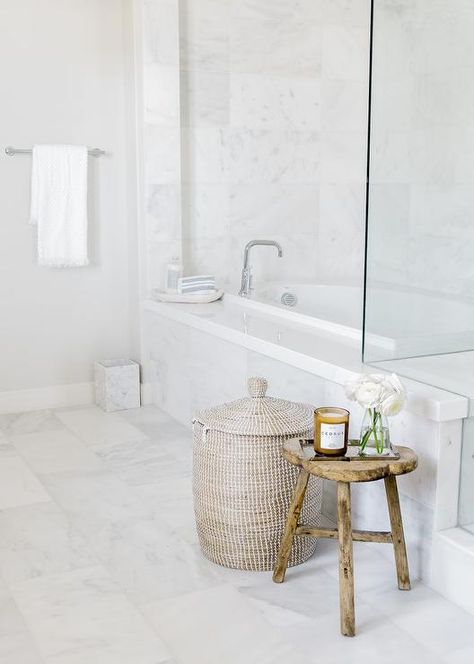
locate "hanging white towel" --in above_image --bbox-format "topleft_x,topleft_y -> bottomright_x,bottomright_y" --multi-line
30,144 -> 89,267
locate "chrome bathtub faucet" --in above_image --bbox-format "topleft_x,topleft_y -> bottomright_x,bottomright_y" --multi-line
239,240 -> 283,297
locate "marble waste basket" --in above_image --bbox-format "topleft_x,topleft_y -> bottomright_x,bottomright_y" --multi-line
94,359 -> 140,412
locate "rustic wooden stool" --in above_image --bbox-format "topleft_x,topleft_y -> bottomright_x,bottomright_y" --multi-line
273,439 -> 418,637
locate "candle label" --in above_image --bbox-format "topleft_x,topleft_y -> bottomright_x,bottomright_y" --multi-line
320,423 -> 346,450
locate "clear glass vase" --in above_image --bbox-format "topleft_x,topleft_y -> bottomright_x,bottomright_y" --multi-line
359,408 -> 391,456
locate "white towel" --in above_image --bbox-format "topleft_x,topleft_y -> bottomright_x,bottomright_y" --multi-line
30,144 -> 89,267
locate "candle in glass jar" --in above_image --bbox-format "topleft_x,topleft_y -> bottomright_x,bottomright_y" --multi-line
314,407 -> 350,456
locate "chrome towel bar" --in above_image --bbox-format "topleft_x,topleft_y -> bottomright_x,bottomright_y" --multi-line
4,146 -> 105,157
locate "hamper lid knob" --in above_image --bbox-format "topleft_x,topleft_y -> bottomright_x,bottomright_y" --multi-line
247,377 -> 268,398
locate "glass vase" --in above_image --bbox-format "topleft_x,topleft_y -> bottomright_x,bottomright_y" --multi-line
359,408 -> 391,456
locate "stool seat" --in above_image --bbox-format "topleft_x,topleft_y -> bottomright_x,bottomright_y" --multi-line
273,439 -> 418,637
283,439 -> 418,482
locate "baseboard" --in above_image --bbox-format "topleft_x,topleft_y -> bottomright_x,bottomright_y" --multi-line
431,528 -> 474,616
0,382 -> 95,414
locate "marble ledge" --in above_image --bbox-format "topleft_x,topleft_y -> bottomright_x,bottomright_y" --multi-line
142,298 -> 469,424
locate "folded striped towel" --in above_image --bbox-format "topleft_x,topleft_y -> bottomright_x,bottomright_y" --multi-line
178,275 -> 216,294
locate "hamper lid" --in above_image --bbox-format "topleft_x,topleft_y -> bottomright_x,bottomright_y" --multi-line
194,377 -> 313,436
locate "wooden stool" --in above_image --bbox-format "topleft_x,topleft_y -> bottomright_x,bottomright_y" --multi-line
273,439 -> 418,637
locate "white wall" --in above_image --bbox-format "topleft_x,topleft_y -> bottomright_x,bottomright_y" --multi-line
141,0 -> 370,294
0,0 -> 139,400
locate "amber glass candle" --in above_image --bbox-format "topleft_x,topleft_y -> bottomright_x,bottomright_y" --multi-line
314,407 -> 350,456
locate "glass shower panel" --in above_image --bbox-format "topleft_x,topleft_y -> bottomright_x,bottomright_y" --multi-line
364,0 -> 474,366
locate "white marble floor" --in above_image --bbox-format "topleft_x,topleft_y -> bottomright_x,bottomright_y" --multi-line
0,405 -> 473,663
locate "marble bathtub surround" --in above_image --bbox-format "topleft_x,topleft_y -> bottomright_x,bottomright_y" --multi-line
141,0 -> 370,292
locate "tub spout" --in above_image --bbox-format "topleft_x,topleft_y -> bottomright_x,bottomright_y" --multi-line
239,240 -> 283,297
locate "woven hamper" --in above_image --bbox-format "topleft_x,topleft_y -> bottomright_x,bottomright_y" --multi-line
192,377 -> 322,571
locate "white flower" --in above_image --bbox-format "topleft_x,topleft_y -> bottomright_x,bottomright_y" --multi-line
344,372 -> 406,416
355,381 -> 384,409
379,391 -> 406,417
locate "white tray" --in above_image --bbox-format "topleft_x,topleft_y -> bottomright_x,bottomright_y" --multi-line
151,289 -> 224,304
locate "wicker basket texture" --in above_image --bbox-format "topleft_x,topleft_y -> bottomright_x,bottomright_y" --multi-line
193,377 -> 322,571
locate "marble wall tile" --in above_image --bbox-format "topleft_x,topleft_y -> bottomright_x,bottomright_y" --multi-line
322,26 -> 369,81
0,632 -> 44,664
321,79 -> 368,132
144,63 -> 180,127
230,2 -> 322,77
179,0 -> 230,72
229,183 -> 319,238
320,131 -> 367,184
182,184 -> 230,241
144,125 -> 181,186
180,69 -> 229,128
143,0 -> 179,66
227,129 -> 320,185
317,183 -> 366,283
181,128 -> 228,185
230,74 -> 321,131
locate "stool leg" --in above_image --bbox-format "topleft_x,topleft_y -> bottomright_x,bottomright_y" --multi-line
337,481 -> 355,637
384,475 -> 411,590
273,469 -> 310,583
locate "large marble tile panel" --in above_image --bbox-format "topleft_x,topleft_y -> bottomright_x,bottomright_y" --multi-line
284,600 -> 445,664
39,470 -> 153,548
179,0 -> 229,72
321,79 -> 367,132
143,0 -> 179,67
181,69 -> 229,128
230,1 -> 321,77
182,184 -> 230,241
320,0 -> 371,27
9,430 -> 102,475
0,632 -> 44,664
320,130 -> 367,184
0,502 -> 95,585
88,437 -> 187,487
318,182 -> 365,283
227,129 -> 320,185
55,406 -> 148,447
321,25 -> 368,81
0,577 -> 30,639
143,63 -> 180,127
144,125 -> 181,185
0,455 -> 51,510
229,183 -> 318,238
230,74 -> 320,131
141,584 -> 306,664
181,128 -> 228,185
0,410 -> 63,436
146,184 -> 181,246
10,566 -> 171,664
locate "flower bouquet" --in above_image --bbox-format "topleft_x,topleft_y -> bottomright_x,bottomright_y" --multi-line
344,373 -> 406,456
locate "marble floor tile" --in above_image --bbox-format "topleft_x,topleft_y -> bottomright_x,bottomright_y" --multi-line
0,455 -> 51,510
55,406 -> 148,447
141,584 -> 306,664
0,502 -> 96,585
0,410 -> 63,436
8,430 -> 102,475
0,632 -> 45,664
10,566 -> 171,664
88,437 -> 185,487
1,404 -> 473,662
